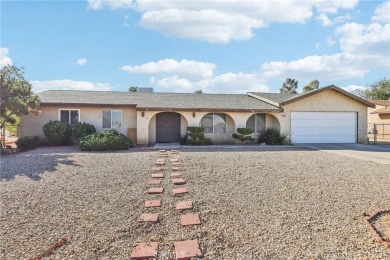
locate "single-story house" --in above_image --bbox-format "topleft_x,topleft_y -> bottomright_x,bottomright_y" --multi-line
20,85 -> 375,145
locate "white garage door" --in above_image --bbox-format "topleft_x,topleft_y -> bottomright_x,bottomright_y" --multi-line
291,112 -> 357,143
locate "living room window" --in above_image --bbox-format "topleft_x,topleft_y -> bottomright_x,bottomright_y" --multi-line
200,113 -> 227,133
246,113 -> 266,133
103,110 -> 122,128
59,109 -> 80,124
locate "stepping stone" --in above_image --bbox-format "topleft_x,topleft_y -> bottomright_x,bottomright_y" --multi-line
171,150 -> 178,153
151,167 -> 163,172
170,158 -> 179,163
174,240 -> 202,260
159,154 -> 168,157
172,162 -> 181,167
172,178 -> 186,185
159,150 -> 166,152
180,213 -> 201,226
172,188 -> 188,196
130,242 -> 159,259
155,161 -> 165,166
172,167 -> 181,171
176,201 -> 193,210
152,173 -> 164,178
148,179 -> 161,185
137,213 -> 159,223
156,158 -> 165,162
148,187 -> 164,194
170,173 -> 182,177
145,200 -> 161,208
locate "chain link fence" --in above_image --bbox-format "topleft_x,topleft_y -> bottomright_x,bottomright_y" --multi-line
368,123 -> 390,145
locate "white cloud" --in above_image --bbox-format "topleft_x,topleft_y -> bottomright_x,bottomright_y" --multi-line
31,80 -> 112,93
75,58 -> 87,66
326,37 -> 336,46
316,13 -> 351,27
88,0 -> 358,43
342,84 -> 366,93
372,1 -> 390,23
316,13 -> 332,26
336,22 -> 390,69
0,48 -> 13,67
315,42 -> 321,48
121,59 -> 215,79
259,54 -> 368,80
150,72 -> 269,93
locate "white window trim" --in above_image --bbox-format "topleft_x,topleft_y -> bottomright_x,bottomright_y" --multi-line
102,110 -> 122,129
58,109 -> 81,124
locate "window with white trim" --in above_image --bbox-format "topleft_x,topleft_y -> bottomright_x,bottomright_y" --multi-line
246,113 -> 266,133
200,113 -> 226,133
59,109 -> 80,124
103,110 -> 122,128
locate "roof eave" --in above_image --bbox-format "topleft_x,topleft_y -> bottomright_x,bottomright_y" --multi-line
136,107 -> 284,113
39,102 -> 137,107
279,85 -> 376,108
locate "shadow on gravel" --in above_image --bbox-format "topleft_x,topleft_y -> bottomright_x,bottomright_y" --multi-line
179,146 -> 312,153
0,148 -> 80,181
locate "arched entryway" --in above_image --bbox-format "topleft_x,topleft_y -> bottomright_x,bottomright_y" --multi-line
156,112 -> 181,143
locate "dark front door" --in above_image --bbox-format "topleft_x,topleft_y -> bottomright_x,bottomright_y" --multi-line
156,113 -> 181,143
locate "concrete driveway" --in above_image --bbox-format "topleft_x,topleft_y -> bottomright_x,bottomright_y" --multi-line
296,143 -> 390,164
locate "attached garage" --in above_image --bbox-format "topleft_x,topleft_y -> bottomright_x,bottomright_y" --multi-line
291,112 -> 357,143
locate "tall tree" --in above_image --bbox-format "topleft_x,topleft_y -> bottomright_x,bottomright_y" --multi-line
194,89 -> 203,94
128,86 -> 138,92
280,78 -> 298,94
352,78 -> 390,100
0,65 -> 40,129
302,79 -> 320,93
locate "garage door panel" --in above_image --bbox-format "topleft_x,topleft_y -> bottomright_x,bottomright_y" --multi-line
291,127 -> 356,135
291,135 -> 356,143
291,112 -> 356,120
291,112 -> 357,144
291,119 -> 356,128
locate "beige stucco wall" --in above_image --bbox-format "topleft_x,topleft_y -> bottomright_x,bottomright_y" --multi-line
137,110 -> 281,145
280,90 -> 369,143
20,105 -> 137,143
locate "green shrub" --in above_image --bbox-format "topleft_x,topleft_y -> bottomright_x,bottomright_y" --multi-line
257,128 -> 289,145
186,126 -> 212,146
187,127 -> 205,133
179,135 -> 188,145
43,120 -> 72,145
78,129 -> 133,151
72,122 -> 96,141
232,128 -> 254,144
15,136 -> 39,151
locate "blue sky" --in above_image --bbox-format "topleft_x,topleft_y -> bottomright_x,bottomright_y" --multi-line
1,0 -> 389,94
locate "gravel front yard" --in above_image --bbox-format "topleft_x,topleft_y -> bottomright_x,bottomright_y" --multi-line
0,147 -> 389,259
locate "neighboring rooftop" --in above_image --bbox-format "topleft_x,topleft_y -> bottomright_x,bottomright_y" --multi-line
37,90 -> 282,112
369,100 -> 390,106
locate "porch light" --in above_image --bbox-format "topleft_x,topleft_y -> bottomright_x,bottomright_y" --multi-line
192,112 -> 196,117
142,111 -> 145,117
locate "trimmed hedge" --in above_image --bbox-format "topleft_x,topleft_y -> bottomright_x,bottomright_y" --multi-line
257,128 -> 289,145
232,127 -> 254,144
16,136 -> 39,151
72,122 -> 96,141
78,129 -> 133,151
43,120 -> 72,145
186,126 -> 212,146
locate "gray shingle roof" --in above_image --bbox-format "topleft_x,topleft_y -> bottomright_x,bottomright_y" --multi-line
37,90 -> 282,111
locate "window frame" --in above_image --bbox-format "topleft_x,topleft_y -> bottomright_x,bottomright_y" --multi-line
246,113 -> 266,134
58,109 -> 80,124
200,113 -> 227,133
102,110 -> 122,129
